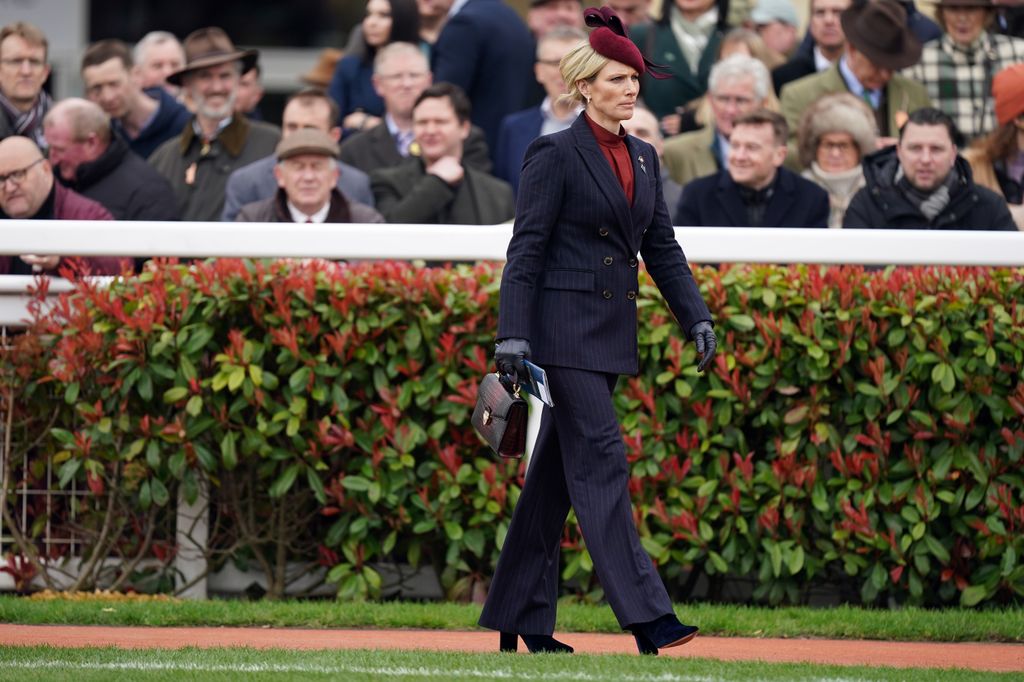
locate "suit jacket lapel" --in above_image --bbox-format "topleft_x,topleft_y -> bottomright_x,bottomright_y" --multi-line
572,116 -> 633,233
626,136 -> 651,251
716,173 -> 749,227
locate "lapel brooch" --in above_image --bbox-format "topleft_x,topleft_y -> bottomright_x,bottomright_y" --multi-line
638,154 -> 647,175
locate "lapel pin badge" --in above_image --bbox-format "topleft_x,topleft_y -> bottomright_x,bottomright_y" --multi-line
638,154 -> 647,174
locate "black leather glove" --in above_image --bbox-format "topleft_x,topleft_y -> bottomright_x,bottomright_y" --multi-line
495,337 -> 531,383
690,321 -> 717,373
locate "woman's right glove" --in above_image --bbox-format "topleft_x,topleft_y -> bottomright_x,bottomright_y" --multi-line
494,337 -> 531,384
690,321 -> 717,373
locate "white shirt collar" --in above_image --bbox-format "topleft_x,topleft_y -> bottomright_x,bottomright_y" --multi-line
287,199 -> 331,223
813,46 -> 833,72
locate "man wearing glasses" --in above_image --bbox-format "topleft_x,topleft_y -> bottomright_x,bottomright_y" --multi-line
0,135 -> 124,276
0,22 -> 52,147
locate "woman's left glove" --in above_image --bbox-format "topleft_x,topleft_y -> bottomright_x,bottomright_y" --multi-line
690,321 -> 717,373
495,337 -> 531,383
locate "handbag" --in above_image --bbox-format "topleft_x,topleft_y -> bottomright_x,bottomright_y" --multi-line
471,373 -> 528,458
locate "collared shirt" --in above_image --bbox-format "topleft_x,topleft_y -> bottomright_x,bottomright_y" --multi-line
287,199 -> 331,223
539,97 -> 581,137
838,56 -> 880,109
715,130 -> 730,168
191,115 -> 234,142
813,46 -> 833,72
449,0 -> 470,17
385,113 -> 415,157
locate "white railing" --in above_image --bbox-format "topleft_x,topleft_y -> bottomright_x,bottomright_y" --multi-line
2,220 -> 1023,264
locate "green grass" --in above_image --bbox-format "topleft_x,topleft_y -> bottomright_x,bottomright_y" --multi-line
0,646 -> 1017,682
2,597 -> 1022,642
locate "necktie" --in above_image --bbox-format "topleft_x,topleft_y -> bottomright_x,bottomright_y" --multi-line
861,90 -> 876,110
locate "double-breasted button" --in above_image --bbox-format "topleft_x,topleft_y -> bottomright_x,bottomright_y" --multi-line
602,289 -> 613,299
599,228 -> 609,237
603,256 -> 613,266
627,290 -> 637,300
628,257 -> 638,268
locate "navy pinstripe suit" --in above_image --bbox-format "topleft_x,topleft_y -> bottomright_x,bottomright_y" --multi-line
478,114 -> 712,635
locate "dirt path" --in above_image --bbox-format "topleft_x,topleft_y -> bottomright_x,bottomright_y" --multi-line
1,624 -> 1022,672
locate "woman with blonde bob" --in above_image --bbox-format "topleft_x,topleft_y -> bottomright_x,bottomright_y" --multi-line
478,6 -> 716,657
797,93 -> 878,228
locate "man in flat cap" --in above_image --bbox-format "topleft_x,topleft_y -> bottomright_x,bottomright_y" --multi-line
780,0 -> 931,165
149,27 -> 280,221
236,128 -> 383,224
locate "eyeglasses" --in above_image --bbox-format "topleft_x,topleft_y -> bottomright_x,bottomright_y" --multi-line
711,94 -> 755,107
819,139 -> 857,154
0,57 -> 46,70
0,158 -> 43,188
377,71 -> 429,83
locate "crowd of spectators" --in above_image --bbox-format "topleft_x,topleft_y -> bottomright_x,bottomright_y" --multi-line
1,0 -> 1023,275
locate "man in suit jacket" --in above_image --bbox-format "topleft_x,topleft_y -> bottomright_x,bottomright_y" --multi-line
663,55 -> 772,189
222,88 -> 372,221
772,0 -> 849,95
371,83 -> 514,224
340,42 -> 491,176
780,0 -> 930,164
494,26 -> 584,197
431,0 -> 536,155
676,110 -> 830,227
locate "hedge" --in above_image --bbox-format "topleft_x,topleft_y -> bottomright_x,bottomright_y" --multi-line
0,259 -> 1021,607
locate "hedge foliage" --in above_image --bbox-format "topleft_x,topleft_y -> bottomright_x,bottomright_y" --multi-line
1,260 -> 1022,607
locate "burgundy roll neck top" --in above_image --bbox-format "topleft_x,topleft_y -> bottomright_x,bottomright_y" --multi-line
584,112 -> 634,206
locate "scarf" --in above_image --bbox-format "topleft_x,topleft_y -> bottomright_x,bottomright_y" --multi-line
0,90 -> 52,148
804,163 -> 866,228
670,5 -> 718,74
895,165 -> 957,221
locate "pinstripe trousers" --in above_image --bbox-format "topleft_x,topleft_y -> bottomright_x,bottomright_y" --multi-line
478,366 -> 674,634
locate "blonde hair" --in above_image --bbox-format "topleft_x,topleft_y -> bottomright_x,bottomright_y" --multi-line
796,92 -> 878,168
557,41 -> 607,108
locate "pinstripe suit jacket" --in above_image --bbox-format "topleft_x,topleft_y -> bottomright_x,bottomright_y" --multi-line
498,114 -> 711,376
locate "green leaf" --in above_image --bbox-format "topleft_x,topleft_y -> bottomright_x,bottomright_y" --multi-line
307,467 -> 326,504
137,371 -> 153,401
728,314 -> 755,332
269,464 -> 300,498
150,478 -> 170,507
51,428 -> 76,447
924,534 -> 950,564
289,366 -> 311,393
341,476 -> 371,492
463,529 -> 485,558
960,585 -> 987,607
64,382 -> 80,405
57,458 -> 81,489
163,386 -> 189,403
186,395 -> 203,417
404,324 -> 422,352
444,521 -> 464,541
138,480 -> 152,509
788,545 -> 805,575
220,432 -> 238,470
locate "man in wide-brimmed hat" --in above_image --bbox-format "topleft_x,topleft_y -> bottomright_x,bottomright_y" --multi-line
903,0 -> 1024,141
148,27 -> 280,221
780,0 -> 931,164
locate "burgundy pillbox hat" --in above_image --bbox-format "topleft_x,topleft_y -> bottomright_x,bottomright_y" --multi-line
584,6 -> 669,79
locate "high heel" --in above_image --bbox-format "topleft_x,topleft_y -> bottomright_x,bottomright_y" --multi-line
632,630 -> 659,656
499,631 -> 574,653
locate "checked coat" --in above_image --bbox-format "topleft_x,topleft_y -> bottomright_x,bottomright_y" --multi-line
903,32 -> 1024,141
478,114 -> 712,636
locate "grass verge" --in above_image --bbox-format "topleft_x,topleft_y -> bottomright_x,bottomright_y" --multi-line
0,645 -> 1018,682
1,596 -> 1022,642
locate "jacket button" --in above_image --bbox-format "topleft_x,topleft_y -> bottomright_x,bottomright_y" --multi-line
627,290 -> 636,300
628,258 -> 638,268
602,289 -> 613,299
599,228 -> 609,237
603,256 -> 613,265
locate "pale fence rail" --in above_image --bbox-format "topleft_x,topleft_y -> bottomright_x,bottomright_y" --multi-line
1,221 -> 1022,596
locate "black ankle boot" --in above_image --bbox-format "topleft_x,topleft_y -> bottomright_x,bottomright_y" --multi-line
629,613 -> 698,651
499,632 -> 574,653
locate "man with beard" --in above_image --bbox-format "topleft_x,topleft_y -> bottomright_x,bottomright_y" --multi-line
149,27 -> 280,221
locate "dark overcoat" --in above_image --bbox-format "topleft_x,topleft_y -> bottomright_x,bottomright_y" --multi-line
674,167 -> 830,228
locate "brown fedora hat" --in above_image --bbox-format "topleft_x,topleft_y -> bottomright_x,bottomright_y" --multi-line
300,48 -> 344,88
166,27 -> 259,86
841,0 -> 922,71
